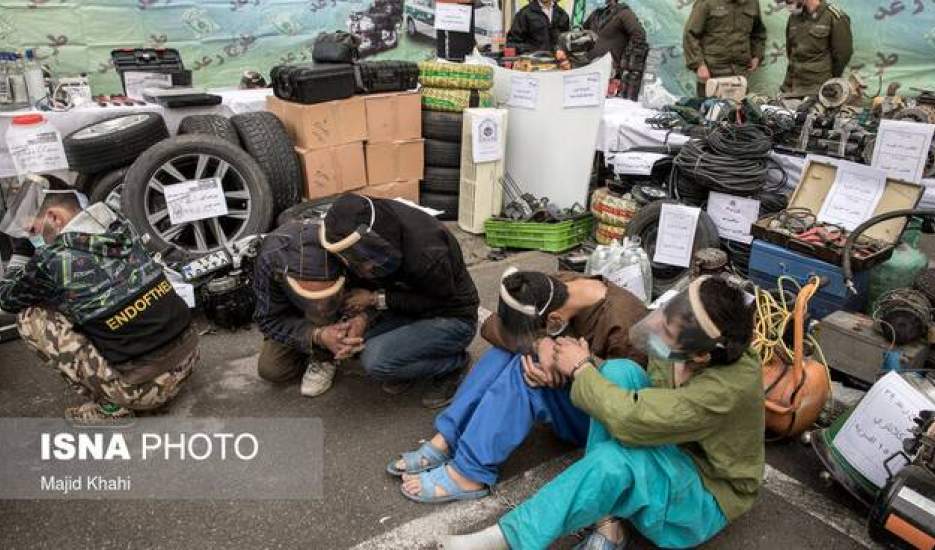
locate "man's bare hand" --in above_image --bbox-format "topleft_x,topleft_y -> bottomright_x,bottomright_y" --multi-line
317,322 -> 350,357
697,64 -> 711,82
553,337 -> 591,378
345,314 -> 368,339
748,57 -> 760,72
521,354 -> 548,388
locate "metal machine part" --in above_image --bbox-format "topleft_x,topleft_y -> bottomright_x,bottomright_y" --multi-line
868,411 -> 935,550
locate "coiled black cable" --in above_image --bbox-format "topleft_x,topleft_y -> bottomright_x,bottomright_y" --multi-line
673,125 -> 778,198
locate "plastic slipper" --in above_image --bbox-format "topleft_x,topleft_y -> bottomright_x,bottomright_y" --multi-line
386,441 -> 448,476
400,464 -> 489,504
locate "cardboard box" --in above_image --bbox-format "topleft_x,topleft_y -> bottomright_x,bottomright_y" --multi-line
267,95 -> 367,150
459,109 -> 508,233
363,90 -> 422,142
360,180 -> 420,203
296,142 -> 367,199
365,139 -> 424,185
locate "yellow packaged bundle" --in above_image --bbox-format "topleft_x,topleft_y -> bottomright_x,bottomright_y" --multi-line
418,61 -> 494,91
421,87 -> 494,113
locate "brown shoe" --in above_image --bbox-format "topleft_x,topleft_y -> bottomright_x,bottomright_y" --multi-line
421,353 -> 470,409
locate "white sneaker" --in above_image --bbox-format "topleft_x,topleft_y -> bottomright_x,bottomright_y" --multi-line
300,360 -> 336,397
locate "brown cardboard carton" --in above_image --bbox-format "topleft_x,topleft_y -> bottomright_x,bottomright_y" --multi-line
267,95 -> 367,150
361,180 -> 420,203
296,143 -> 367,199
365,139 -> 425,185
363,90 -> 422,142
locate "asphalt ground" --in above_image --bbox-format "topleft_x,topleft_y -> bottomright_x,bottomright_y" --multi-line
0,247 -> 875,549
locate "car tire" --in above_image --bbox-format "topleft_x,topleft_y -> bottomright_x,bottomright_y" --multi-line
625,199 -> 720,298
230,112 -> 302,216
425,138 -> 461,168
422,111 -> 463,142
64,112 -> 169,175
406,17 -> 417,37
88,167 -> 128,213
420,191 -> 458,221
121,135 -> 274,263
178,114 -> 241,146
421,166 -> 460,194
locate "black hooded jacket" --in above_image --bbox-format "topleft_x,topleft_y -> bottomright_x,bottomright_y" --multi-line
506,0 -> 571,54
325,196 -> 479,322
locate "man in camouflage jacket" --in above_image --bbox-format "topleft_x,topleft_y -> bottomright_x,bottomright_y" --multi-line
781,0 -> 853,98
0,177 -> 197,422
683,0 -> 767,97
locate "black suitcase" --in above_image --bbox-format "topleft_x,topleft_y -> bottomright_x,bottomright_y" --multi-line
270,63 -> 356,104
354,61 -> 419,94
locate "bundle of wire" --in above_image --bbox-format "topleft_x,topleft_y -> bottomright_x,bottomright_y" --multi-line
672,125 -> 778,200
752,276 -> 829,372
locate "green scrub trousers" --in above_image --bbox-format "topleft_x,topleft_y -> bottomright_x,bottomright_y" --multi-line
498,359 -> 728,549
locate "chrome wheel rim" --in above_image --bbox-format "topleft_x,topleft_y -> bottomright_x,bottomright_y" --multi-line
143,153 -> 252,254
73,114 -> 149,140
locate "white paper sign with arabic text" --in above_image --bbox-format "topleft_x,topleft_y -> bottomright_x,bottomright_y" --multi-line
706,191 -> 760,244
471,115 -> 503,164
871,119 -> 935,184
434,3 -> 472,33
508,75 -> 539,110
563,72 -> 602,108
817,160 -> 887,231
653,203 -> 700,268
164,178 -> 229,225
832,371 -> 934,487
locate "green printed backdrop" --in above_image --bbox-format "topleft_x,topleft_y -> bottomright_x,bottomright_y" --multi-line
0,0 -> 932,96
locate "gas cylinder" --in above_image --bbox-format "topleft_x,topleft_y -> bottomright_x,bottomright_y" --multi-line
868,221 -> 928,314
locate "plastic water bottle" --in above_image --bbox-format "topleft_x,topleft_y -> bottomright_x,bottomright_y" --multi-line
0,54 -> 13,109
23,49 -> 45,106
10,52 -> 29,109
637,48 -> 663,107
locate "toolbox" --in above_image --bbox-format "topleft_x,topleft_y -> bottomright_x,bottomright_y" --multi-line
816,310 -> 928,388
111,48 -> 191,95
354,61 -> 420,94
270,63 -> 356,104
749,239 -> 869,320
751,160 -> 923,271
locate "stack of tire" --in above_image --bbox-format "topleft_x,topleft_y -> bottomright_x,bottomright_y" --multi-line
590,187 -> 638,245
418,61 -> 495,220
64,111 -> 301,261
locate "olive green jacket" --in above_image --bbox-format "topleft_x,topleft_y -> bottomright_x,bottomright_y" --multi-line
683,0 -> 767,77
570,349 -> 765,521
781,1 -> 853,97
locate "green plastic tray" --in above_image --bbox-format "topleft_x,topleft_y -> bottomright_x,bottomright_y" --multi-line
484,215 -> 593,253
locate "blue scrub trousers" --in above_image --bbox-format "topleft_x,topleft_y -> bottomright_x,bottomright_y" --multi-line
434,347 -> 591,487
499,359 -> 728,550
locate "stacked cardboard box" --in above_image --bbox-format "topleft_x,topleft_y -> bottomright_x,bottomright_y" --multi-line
267,90 -> 424,203
361,90 -> 423,202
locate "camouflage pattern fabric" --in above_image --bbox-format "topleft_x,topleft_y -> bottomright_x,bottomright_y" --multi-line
17,307 -> 196,411
0,204 -> 166,325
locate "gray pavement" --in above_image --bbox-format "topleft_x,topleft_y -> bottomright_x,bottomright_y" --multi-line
0,241 -> 873,550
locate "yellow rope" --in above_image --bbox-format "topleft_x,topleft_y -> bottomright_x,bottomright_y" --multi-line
753,276 -> 833,403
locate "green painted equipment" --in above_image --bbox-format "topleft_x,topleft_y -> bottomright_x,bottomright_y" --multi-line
868,220 -> 928,314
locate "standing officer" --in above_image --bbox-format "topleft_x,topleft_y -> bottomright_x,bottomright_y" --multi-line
683,0 -> 767,97
780,0 -> 853,98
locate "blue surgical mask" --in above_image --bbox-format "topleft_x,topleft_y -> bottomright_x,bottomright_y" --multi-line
647,333 -> 691,362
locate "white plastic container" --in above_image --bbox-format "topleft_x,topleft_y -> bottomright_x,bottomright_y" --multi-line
586,237 -> 653,304
5,114 -> 69,178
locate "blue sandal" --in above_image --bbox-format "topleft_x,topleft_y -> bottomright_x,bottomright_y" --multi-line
400,464 -> 490,504
386,441 -> 449,476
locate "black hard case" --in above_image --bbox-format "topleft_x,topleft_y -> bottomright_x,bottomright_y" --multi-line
270,63 -> 356,104
111,48 -> 191,94
354,61 -> 420,94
